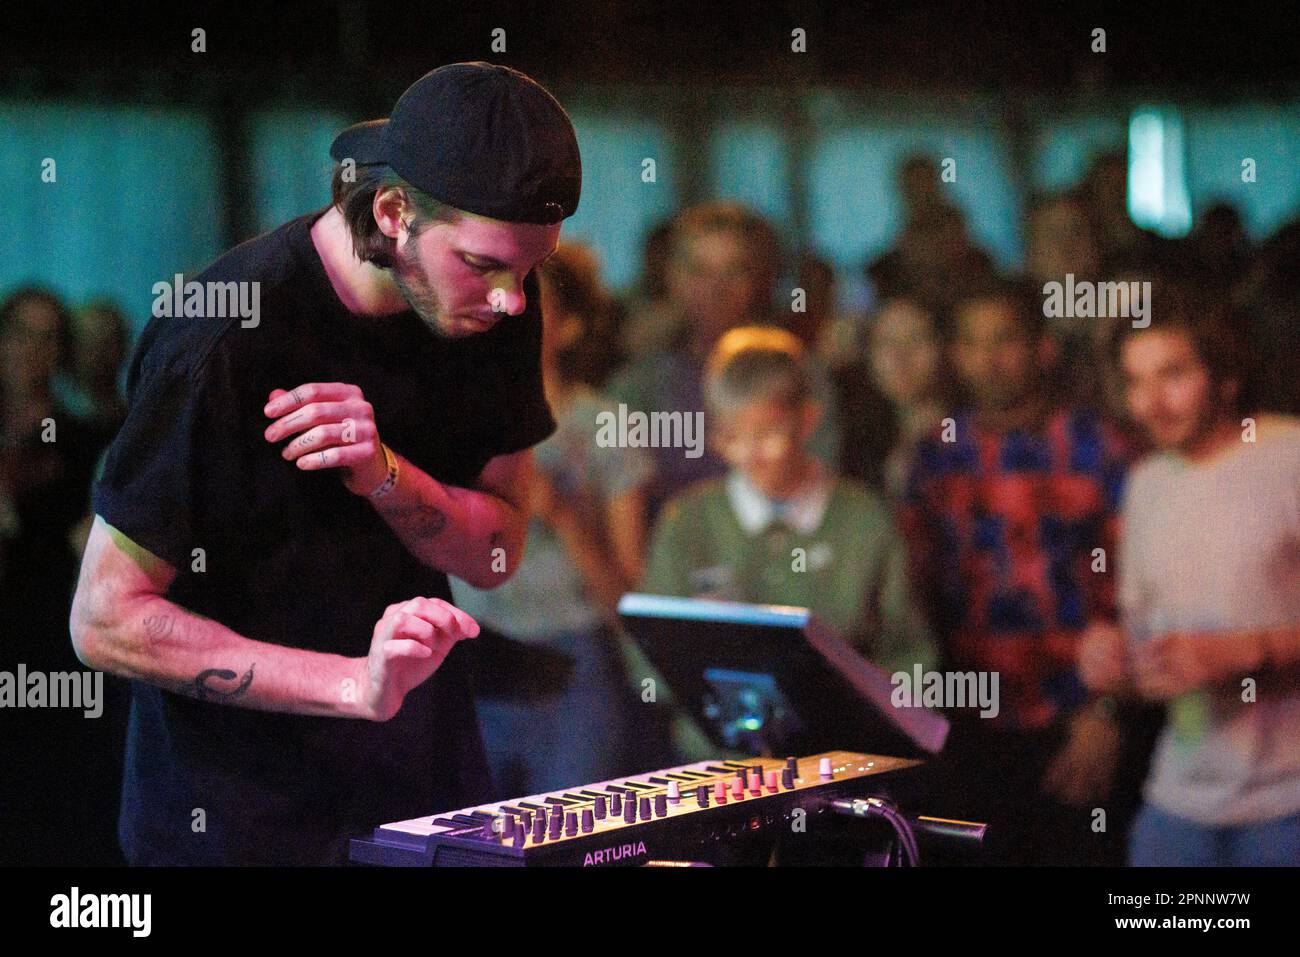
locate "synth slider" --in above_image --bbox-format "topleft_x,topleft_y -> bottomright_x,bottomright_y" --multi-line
350,750 -> 921,867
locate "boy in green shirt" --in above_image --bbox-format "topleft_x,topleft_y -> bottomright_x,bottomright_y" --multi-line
633,326 -> 935,760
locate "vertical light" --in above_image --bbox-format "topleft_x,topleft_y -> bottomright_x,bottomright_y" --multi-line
1127,107 -> 1193,237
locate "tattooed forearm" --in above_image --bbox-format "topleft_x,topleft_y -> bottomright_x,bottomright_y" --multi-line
179,665 -> 255,702
393,503 -> 448,539
142,614 -> 175,643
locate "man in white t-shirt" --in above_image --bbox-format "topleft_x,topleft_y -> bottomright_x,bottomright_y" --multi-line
1080,291 -> 1300,866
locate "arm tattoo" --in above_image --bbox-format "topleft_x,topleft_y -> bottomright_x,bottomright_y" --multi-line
179,665 -> 255,702
143,615 -> 175,643
394,503 -> 448,539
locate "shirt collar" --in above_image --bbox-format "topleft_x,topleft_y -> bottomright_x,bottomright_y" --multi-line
725,466 -> 831,537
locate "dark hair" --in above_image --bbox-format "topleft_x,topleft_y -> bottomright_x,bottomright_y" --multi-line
538,244 -> 622,386
639,216 -> 677,300
1111,280 -> 1252,413
951,278 -> 1046,342
78,299 -> 129,336
0,285 -> 75,371
669,201 -> 782,294
330,162 -> 458,268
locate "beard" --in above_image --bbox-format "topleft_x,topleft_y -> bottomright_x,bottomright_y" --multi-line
391,232 -> 457,339
1153,402 -> 1222,454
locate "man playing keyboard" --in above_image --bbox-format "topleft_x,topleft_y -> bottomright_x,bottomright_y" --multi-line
69,62 -> 581,864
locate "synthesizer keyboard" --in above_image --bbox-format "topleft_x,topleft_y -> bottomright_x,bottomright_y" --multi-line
350,750 -> 921,866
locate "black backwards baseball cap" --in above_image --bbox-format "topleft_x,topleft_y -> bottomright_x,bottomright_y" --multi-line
329,61 -> 581,224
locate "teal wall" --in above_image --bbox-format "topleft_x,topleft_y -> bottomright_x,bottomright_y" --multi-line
2,96 -> 1297,339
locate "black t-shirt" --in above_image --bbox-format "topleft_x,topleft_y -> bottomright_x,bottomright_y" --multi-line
92,209 -> 555,864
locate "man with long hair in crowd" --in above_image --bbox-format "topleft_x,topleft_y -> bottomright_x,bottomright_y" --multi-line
1081,286 -> 1300,866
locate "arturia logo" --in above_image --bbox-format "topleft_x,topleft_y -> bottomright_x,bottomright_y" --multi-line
583,840 -> 648,866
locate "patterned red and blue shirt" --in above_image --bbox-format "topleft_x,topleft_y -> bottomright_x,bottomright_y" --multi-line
900,407 -> 1131,730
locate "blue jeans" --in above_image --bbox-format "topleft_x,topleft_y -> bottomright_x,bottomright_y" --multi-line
474,627 -> 633,800
1129,801 -> 1300,866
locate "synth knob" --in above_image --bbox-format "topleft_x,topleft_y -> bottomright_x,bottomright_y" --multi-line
565,812 -> 578,837
698,786 -> 710,808
819,757 -> 833,779
548,809 -> 563,839
785,756 -> 799,778
624,796 -> 637,823
532,813 -> 546,843
667,781 -> 681,802
731,777 -> 745,800
520,810 -> 533,831
714,781 -> 728,804
483,817 -> 502,842
610,793 -> 623,815
748,771 -> 762,795
581,808 -> 595,833
765,771 -> 779,793
654,793 -> 668,817
594,795 -> 607,820
781,767 -> 795,790
752,764 -> 763,779
513,820 -> 527,847
639,796 -> 652,820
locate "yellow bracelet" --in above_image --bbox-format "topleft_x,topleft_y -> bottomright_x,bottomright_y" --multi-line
367,443 -> 400,499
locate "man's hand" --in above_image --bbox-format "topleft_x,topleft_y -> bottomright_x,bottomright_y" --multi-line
1041,707 -> 1122,806
1133,631 -> 1259,701
362,597 -> 479,722
264,383 -> 387,495
1078,621 -> 1130,693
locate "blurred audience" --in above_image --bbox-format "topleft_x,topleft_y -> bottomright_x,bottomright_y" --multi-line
452,244 -> 651,798
0,285 -> 127,866
0,287 -> 100,597
1189,202 -> 1253,296
898,281 -> 1137,865
786,252 -> 867,373
638,326 -> 935,758
1233,218 -> 1300,415
1081,151 -> 1180,276
607,201 -> 841,518
866,153 -> 998,319
1025,190 -> 1105,410
1081,286 -> 1300,866
837,295 -> 952,497
4,139 -> 1299,868
55,299 -> 130,445
619,215 -> 678,362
